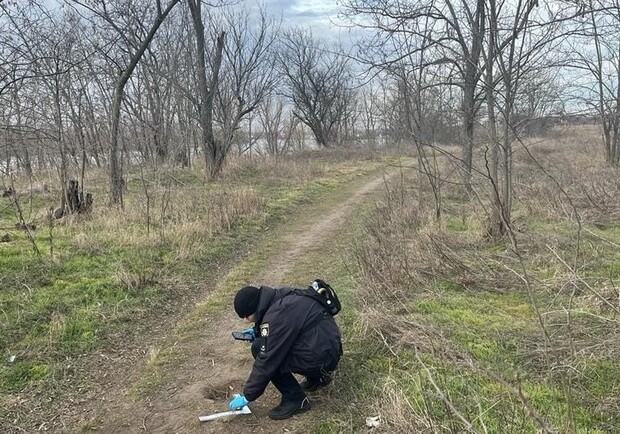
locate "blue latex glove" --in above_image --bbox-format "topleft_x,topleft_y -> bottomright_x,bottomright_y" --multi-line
242,328 -> 255,339
229,394 -> 249,410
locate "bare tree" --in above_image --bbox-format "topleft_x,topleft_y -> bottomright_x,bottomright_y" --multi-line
71,0 -> 183,205
187,0 -> 225,179
569,0 -> 620,164
213,7 -> 279,169
359,88 -> 383,149
483,1 -> 568,237
278,29 -> 356,148
147,6 -> 197,167
341,0 -> 486,188
258,95 -> 289,157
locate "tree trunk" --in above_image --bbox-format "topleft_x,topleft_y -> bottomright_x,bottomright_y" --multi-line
108,0 -> 183,205
485,0 -> 503,238
461,0 -> 485,192
590,4 -> 614,164
11,84 -> 32,176
188,0 -> 225,178
53,74 -> 69,212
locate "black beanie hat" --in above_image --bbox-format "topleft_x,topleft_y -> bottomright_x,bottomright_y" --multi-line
234,286 -> 260,318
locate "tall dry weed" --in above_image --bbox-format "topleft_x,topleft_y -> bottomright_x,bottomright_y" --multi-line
73,184 -> 262,255
352,175 -> 521,309
513,128 -> 620,223
351,179 -> 424,304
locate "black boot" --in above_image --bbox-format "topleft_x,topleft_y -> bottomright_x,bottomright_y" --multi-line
268,396 -> 311,420
300,373 -> 333,391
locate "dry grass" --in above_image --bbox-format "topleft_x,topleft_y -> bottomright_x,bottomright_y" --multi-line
375,377 -> 429,433
513,127 -> 620,224
221,146 -> 389,186
347,125 -> 620,432
222,153 -> 329,184
60,182 -> 263,263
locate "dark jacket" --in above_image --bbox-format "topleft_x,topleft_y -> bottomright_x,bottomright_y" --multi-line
243,285 -> 342,402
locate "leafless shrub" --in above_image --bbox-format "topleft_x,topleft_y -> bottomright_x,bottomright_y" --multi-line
353,195 -> 524,306
351,215 -> 420,302
363,307 -> 438,354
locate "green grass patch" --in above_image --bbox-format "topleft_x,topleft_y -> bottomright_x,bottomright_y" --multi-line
1,362 -> 50,393
600,261 -> 620,279
580,358 -> 620,399
446,215 -> 468,232
588,223 -> 620,244
417,291 -> 533,328
525,217 -> 577,238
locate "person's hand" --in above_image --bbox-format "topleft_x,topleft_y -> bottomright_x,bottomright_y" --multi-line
229,394 -> 249,409
241,328 -> 255,338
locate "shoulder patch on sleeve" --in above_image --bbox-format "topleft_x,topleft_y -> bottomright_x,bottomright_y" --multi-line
260,323 -> 269,337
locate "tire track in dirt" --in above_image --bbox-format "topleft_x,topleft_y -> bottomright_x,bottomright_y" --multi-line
91,170 -> 396,434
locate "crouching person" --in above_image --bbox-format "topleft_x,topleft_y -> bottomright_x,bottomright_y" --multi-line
229,285 -> 342,420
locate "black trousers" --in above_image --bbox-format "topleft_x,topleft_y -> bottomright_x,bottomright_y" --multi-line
251,339 -> 329,402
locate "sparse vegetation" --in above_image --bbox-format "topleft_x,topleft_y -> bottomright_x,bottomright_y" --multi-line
338,127 -> 620,432
3,127 -> 620,433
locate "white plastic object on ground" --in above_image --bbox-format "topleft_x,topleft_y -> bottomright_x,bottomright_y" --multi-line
198,394 -> 252,422
365,415 -> 381,427
198,405 -> 251,422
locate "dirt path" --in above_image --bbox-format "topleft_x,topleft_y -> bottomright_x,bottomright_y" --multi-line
89,171 -> 394,434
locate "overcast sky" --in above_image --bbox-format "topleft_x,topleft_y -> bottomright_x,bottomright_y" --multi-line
261,0 -> 353,45
264,0 -> 337,24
